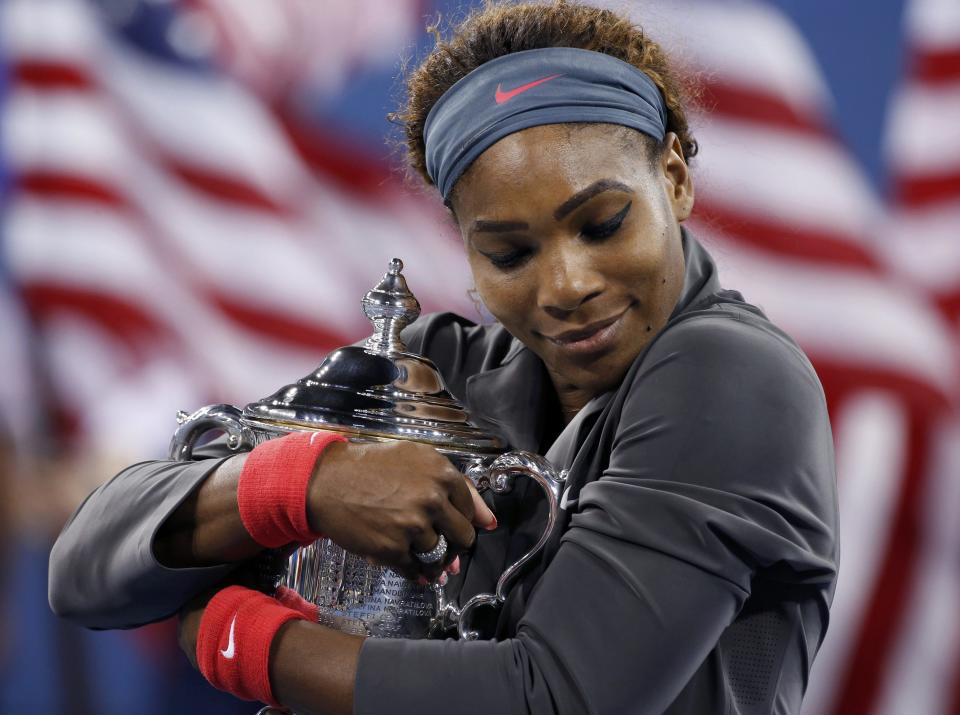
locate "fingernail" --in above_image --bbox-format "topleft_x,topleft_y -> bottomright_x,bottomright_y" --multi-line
485,514 -> 498,531
417,575 -> 429,586
438,572 -> 449,586
447,556 -> 461,576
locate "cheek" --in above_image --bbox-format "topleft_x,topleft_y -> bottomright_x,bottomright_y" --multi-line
602,233 -> 669,284
634,232 -> 684,311
469,264 -> 534,331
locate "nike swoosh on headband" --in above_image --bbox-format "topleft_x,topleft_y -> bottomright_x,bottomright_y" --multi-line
494,73 -> 563,104
220,614 -> 238,659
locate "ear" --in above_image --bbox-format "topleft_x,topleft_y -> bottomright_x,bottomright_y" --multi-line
658,132 -> 694,222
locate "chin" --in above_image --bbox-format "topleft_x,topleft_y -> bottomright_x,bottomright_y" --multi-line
566,357 -> 631,395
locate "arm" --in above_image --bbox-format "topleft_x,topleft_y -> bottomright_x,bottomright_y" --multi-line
264,543 -> 744,715
50,437 -> 494,629
142,314 -> 490,573
48,314 -> 490,629
48,449 -> 241,629
209,314 -> 836,714
152,452 -> 262,568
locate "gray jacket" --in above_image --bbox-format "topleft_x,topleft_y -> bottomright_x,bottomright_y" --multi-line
49,232 -> 839,714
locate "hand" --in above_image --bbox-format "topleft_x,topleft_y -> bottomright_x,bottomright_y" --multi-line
177,588 -> 211,671
307,440 -> 496,580
180,582 -> 360,715
177,560 -> 280,670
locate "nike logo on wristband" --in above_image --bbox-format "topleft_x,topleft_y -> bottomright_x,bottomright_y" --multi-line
494,73 -> 563,104
220,615 -> 238,659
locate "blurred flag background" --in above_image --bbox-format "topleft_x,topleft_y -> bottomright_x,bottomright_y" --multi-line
1,0 -> 958,713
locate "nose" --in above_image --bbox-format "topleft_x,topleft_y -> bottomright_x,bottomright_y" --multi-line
537,245 -> 604,318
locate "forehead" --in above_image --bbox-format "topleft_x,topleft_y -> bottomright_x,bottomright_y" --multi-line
451,123 -> 654,216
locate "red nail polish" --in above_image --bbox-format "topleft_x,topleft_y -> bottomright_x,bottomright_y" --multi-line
485,514 -> 499,531
449,556 -> 461,575
417,575 -> 429,586
438,572 -> 449,586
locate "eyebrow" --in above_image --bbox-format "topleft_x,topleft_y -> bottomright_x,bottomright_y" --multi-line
553,179 -> 633,220
470,178 -> 633,235
472,219 -> 530,233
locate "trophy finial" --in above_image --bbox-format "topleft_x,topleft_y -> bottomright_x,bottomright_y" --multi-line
363,257 -> 420,353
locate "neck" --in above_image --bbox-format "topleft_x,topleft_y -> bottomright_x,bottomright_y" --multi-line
554,381 -> 594,424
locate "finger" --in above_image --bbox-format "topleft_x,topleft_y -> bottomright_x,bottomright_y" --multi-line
177,607 -> 204,669
384,548 -> 420,578
445,555 -> 461,576
363,544 -> 419,580
434,500 -> 476,554
462,475 -> 497,530
397,564 -> 422,581
409,524 -> 442,555
447,474 -> 476,522
410,527 -> 452,580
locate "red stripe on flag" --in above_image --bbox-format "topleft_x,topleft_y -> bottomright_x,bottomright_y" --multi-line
911,47 -> 960,85
12,61 -> 95,89
207,293 -> 347,352
815,361 -> 951,420
949,630 -> 960,715
697,79 -> 830,137
826,409 -> 935,715
50,402 -> 82,445
692,202 -> 879,269
895,170 -> 960,207
935,290 -> 960,321
18,171 -> 128,207
163,161 -> 293,214
21,282 -> 173,355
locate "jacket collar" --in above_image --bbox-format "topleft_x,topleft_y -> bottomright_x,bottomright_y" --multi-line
465,228 -> 720,454
466,347 -> 547,452
671,226 -> 722,318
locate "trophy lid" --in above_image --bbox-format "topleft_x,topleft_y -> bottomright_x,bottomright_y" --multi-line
243,259 -> 505,453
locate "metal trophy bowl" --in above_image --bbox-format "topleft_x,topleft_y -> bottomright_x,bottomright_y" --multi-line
170,259 -> 566,641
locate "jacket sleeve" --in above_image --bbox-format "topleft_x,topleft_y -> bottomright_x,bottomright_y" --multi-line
48,446 -> 241,630
354,314 -> 838,714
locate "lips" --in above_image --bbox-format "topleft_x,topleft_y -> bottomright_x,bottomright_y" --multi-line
540,307 -> 632,356
546,313 -> 623,344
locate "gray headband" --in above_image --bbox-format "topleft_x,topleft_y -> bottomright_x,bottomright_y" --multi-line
423,47 -> 668,201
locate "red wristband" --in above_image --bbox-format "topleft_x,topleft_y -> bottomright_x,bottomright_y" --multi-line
237,430 -> 347,548
196,585 -> 306,706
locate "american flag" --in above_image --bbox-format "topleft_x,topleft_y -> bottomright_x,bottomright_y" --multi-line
2,0 -> 476,461
1,0 -> 958,713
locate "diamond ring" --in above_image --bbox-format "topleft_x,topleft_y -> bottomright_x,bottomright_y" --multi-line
413,534 -> 448,565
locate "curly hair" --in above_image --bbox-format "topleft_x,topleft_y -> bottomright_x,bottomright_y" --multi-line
393,0 -> 698,192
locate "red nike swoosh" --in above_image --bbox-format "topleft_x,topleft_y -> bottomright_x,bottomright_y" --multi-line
494,74 -> 563,104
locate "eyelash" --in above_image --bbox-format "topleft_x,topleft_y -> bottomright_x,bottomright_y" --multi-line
581,201 -> 631,241
486,248 -> 531,269
482,201 -> 632,270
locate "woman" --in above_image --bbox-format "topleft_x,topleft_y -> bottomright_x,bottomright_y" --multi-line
48,2 -> 838,713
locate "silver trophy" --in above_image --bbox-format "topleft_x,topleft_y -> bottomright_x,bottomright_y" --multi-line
170,259 -> 565,641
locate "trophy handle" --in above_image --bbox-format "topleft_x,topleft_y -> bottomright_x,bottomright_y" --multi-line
169,403 -> 257,460
446,451 -> 567,640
